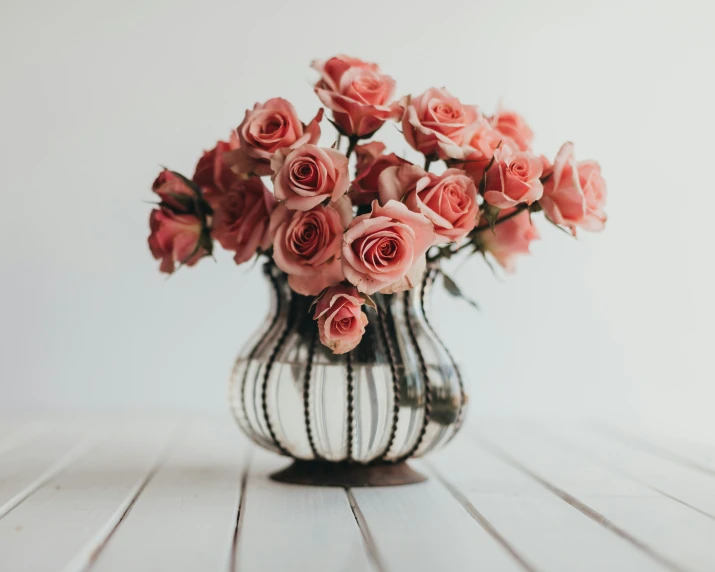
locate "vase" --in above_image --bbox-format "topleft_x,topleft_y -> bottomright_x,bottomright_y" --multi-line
229,262 -> 467,486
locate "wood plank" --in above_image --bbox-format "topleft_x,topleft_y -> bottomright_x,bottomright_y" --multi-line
0,420 -> 177,572
427,434 -> 672,572
235,450 -> 375,572
474,423 -> 715,572
349,461 -> 525,572
89,420 -> 248,572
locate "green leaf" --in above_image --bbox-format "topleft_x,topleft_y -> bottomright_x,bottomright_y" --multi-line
483,203 -> 501,232
361,293 -> 377,310
441,272 -> 480,311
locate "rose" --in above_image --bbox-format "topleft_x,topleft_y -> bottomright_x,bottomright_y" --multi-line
228,98 -> 322,176
271,144 -> 350,211
454,119 -> 504,181
351,142 -> 410,205
193,134 -> 240,207
269,199 -> 352,295
354,141 -> 386,173
148,208 -> 208,274
152,169 -> 198,213
540,142 -> 607,232
483,148 -> 544,208
477,209 -> 540,272
342,200 -> 435,295
212,178 -> 276,264
313,285 -> 368,354
401,88 -> 479,160
313,55 -> 401,137
491,110 -> 534,152
379,166 -> 478,244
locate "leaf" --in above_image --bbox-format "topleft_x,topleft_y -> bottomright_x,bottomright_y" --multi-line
361,293 -> 377,310
327,118 -> 348,137
441,272 -> 480,311
544,215 -> 575,237
482,203 -> 501,232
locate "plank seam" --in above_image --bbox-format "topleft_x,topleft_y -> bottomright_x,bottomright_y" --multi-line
228,451 -> 253,572
345,488 -> 389,572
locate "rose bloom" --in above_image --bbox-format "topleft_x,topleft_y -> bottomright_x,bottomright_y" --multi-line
351,142 -> 410,205
540,142 -> 607,232
401,88 -> 479,160
313,55 -> 401,137
193,134 -> 240,207
342,200 -> 435,295
269,199 -> 352,295
313,285 -> 368,355
478,209 -> 540,272
379,166 -> 478,244
456,119 -> 504,181
148,207 -> 207,274
272,144 -> 349,211
491,110 -> 534,152
212,178 -> 276,264
229,98 -> 322,176
483,148 -> 544,208
152,169 -> 197,213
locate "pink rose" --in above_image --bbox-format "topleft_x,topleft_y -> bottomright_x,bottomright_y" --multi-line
269,199 -> 352,295
229,98 -> 322,177
401,88 -> 479,160
313,285 -> 368,355
152,169 -> 198,213
354,141 -> 386,173
342,200 -> 435,295
351,142 -> 410,205
379,166 -> 478,244
272,144 -> 350,211
148,208 -> 208,274
212,178 -> 276,264
313,55 -> 401,137
456,119 -> 504,181
478,209 -> 540,272
491,110 -> 534,152
193,134 -> 240,207
483,148 -> 544,208
540,142 -> 607,232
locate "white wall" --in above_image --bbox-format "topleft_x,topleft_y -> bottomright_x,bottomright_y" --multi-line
1,0 -> 713,435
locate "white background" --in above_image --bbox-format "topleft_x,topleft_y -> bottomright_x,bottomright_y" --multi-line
1,0 -> 713,435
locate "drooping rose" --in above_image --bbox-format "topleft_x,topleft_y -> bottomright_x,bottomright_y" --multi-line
342,200 -> 435,295
152,169 -> 198,213
148,207 -> 208,274
540,142 -> 607,232
313,284 -> 368,355
477,209 -> 540,272
269,198 -> 352,295
212,178 -> 276,264
271,144 -> 349,211
228,98 -> 322,176
483,148 -> 544,208
351,142 -> 411,205
401,88 -> 479,160
491,110 -> 534,152
313,55 -> 401,137
193,134 -> 240,207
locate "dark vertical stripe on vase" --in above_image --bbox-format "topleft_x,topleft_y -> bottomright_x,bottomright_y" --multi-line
303,326 -> 321,459
376,302 -> 401,462
346,350 -> 355,462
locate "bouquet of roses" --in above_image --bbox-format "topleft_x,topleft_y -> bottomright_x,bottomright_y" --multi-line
147,55 -> 607,355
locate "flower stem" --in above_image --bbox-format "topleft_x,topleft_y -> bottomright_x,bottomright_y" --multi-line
346,136 -> 359,159
472,203 -> 530,234
424,157 -> 432,172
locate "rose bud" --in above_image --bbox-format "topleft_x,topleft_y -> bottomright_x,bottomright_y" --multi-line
269,198 -> 352,295
313,285 -> 369,355
342,200 -> 435,295
148,207 -> 209,274
540,142 -> 607,232
227,98 -> 322,177
212,178 -> 276,264
193,133 -> 240,207
483,148 -> 544,208
271,144 -> 349,211
313,55 -> 401,138
152,169 -> 199,214
350,142 -> 411,205
401,88 -> 479,160
477,209 -> 540,272
491,110 -> 534,152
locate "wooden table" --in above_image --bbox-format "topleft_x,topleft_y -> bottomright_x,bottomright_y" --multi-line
0,415 -> 713,571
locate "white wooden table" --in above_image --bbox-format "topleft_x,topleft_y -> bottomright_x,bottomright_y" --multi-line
1,415 -> 714,572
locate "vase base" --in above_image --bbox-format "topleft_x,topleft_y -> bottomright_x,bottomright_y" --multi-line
270,460 -> 428,487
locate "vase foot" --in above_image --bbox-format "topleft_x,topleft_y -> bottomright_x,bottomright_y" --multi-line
270,460 -> 427,487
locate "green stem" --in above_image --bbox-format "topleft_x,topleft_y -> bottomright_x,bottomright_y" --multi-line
346,136 -> 359,159
472,203 -> 530,234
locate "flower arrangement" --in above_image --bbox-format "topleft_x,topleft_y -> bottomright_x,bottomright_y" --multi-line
147,55 -> 607,356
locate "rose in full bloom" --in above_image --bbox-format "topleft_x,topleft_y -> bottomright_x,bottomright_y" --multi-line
272,144 -> 350,211
229,98 -> 322,176
313,285 -> 368,355
148,208 -> 208,274
269,199 -> 352,295
483,148 -> 544,208
401,88 -> 479,160
379,166 -> 478,244
491,110 -> 534,152
540,142 -> 607,232
351,142 -> 410,205
455,119 -> 504,181
152,169 -> 198,213
193,134 -> 240,207
212,178 -> 276,264
313,55 -> 401,137
342,200 -> 435,295
477,209 -> 540,272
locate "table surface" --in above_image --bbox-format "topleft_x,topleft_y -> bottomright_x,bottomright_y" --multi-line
0,415 -> 713,572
